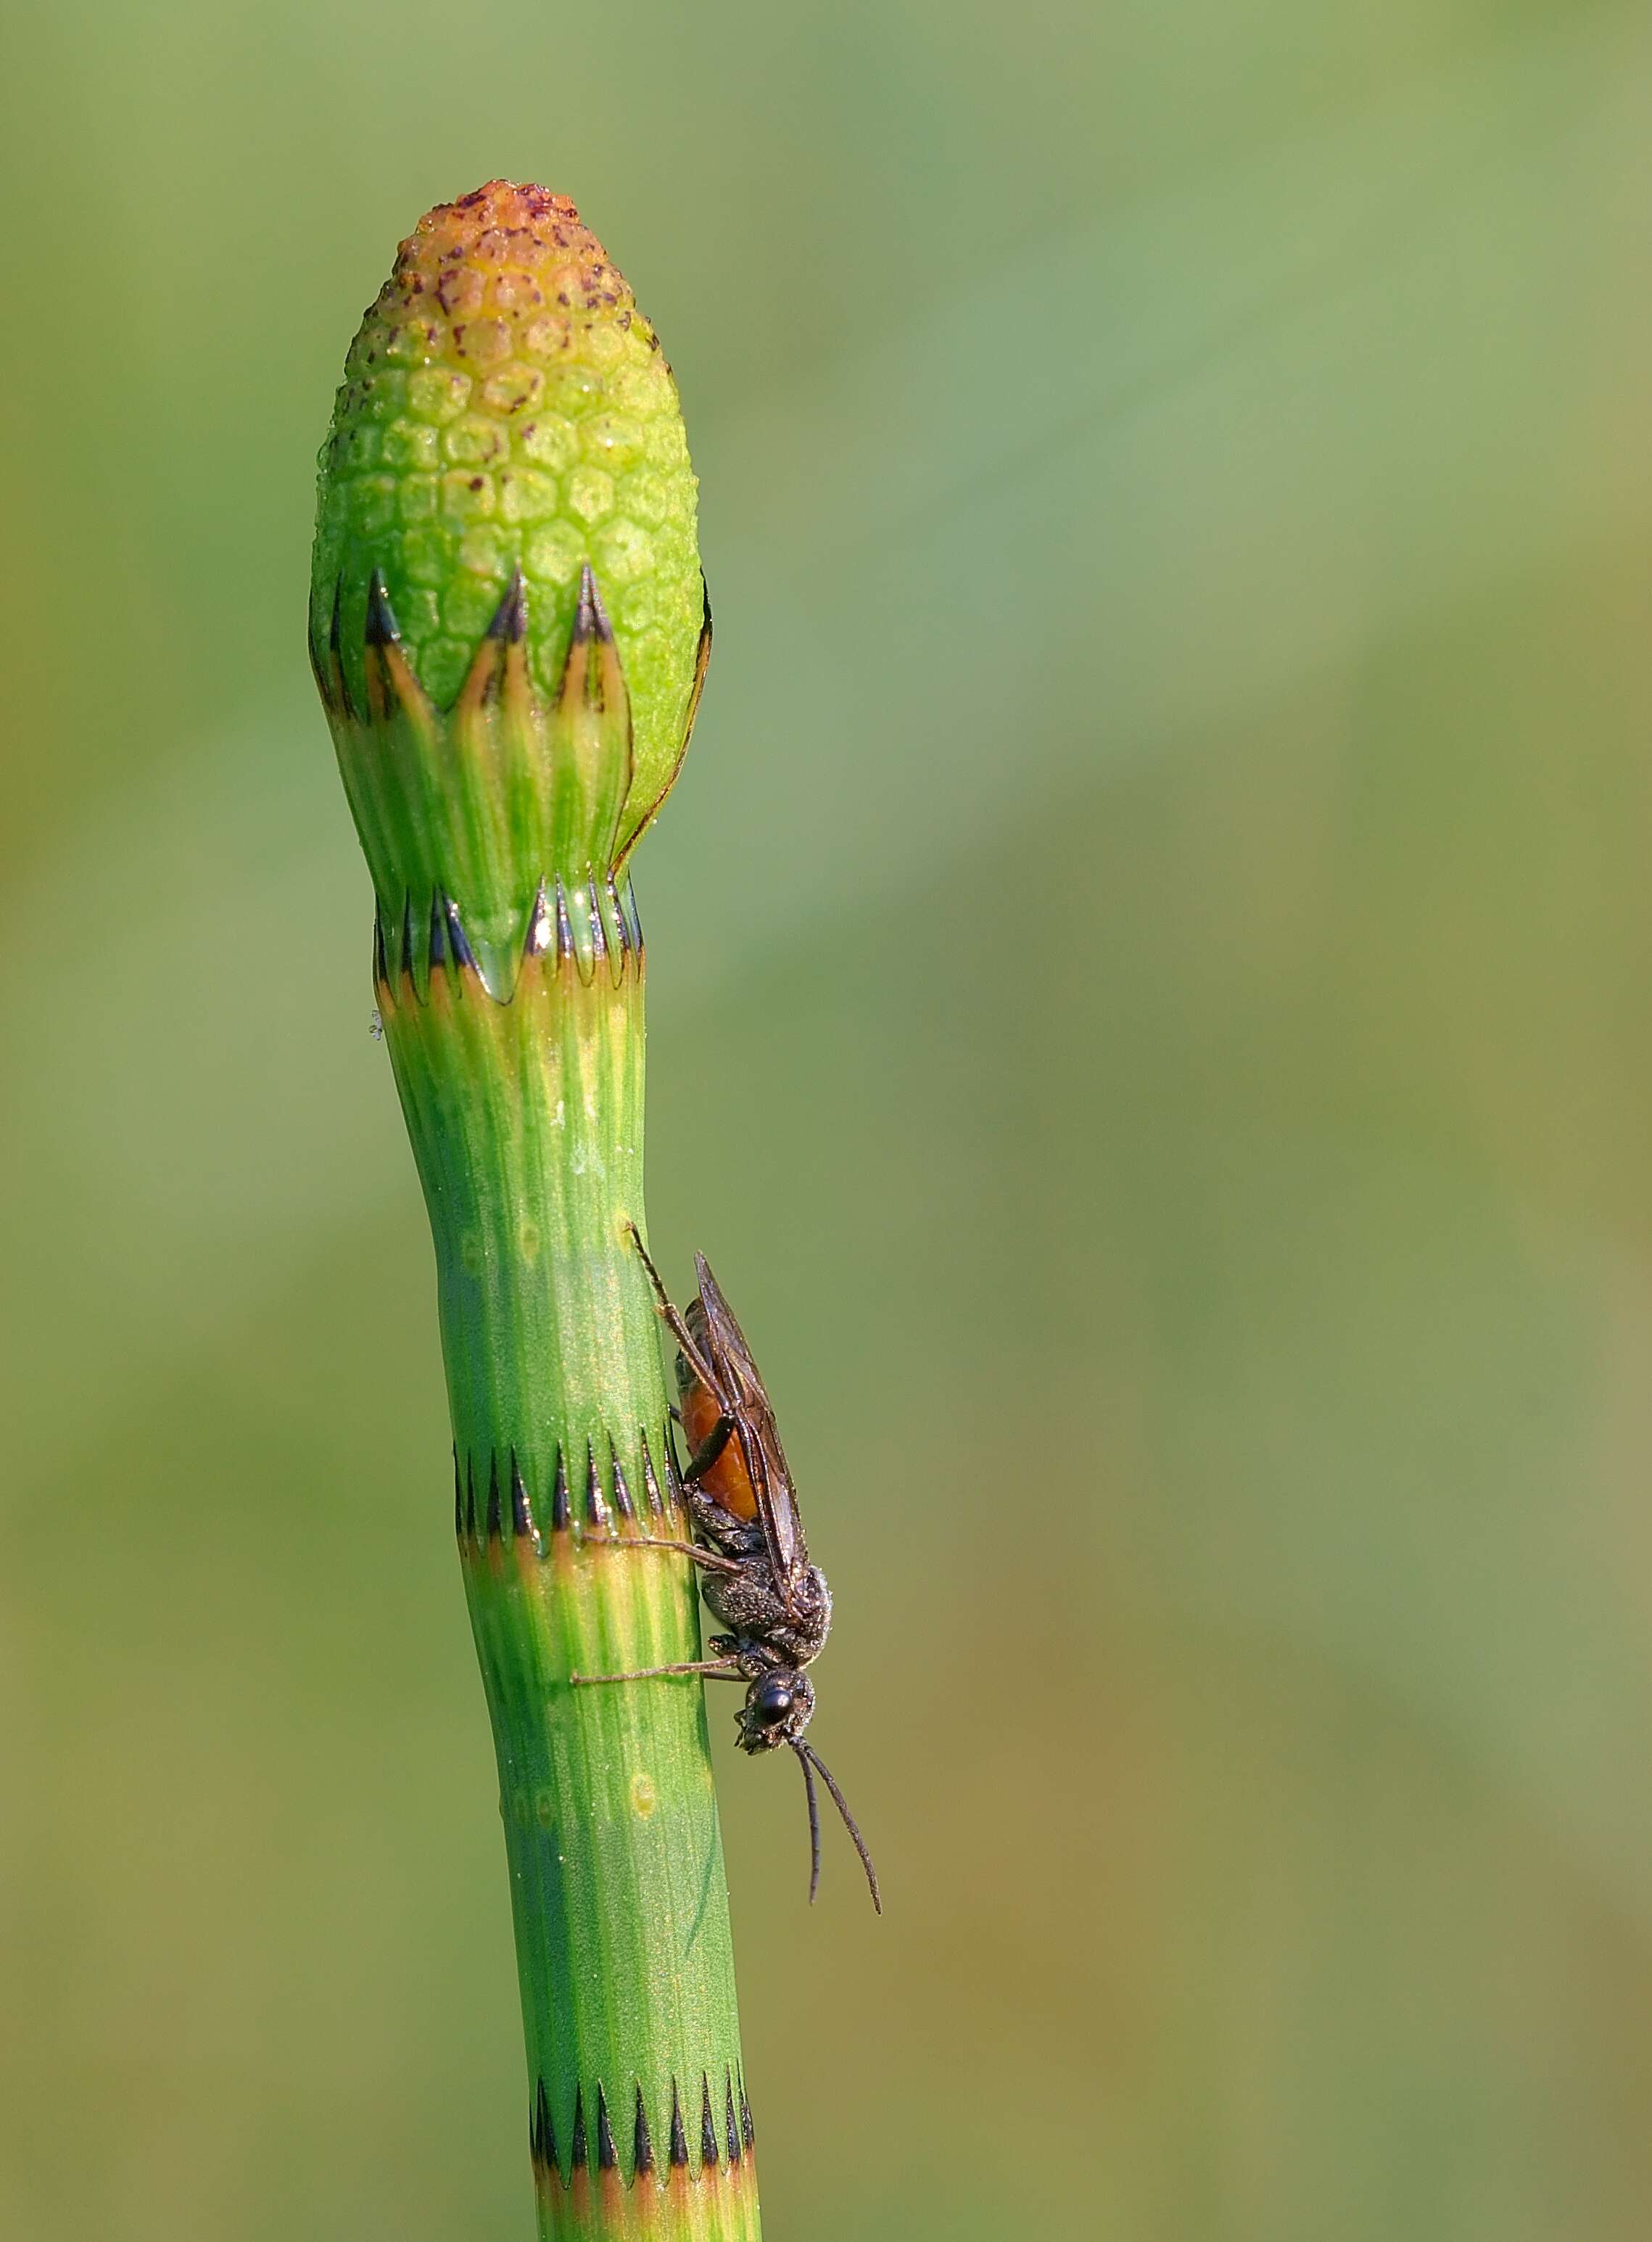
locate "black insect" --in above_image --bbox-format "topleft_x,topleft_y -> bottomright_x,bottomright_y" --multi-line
571,1227 -> 880,1911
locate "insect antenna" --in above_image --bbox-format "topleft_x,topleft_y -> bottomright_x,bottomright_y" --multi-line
791,1742 -> 822,1904
800,1743 -> 882,1914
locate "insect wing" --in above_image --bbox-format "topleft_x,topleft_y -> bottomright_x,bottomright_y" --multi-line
693,1255 -> 809,1604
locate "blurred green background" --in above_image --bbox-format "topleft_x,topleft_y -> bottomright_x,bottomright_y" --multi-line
4,2 -> 1652,2237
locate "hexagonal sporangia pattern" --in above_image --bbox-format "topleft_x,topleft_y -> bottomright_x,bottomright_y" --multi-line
311,182 -> 703,804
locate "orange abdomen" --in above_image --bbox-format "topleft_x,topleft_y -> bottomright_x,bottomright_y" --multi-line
681,1376 -> 759,1519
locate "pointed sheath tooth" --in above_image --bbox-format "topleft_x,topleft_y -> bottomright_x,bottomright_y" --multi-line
624,878 -> 644,954
579,562 -> 616,643
662,1436 -> 685,1520
453,1451 -> 463,1541
574,559 -> 603,640
510,1451 -> 534,1543
611,1451 -> 635,1521
551,566 -> 632,878
443,894 -> 478,972
587,872 -> 608,973
640,1429 -> 664,1519
607,872 -> 632,968
633,2085 -> 654,2177
578,567 -> 627,720
595,2085 -> 617,2172
486,1454 -> 502,1541
585,1440 -> 609,1531
533,2078 -> 557,2172
669,2082 -> 688,2168
365,568 -> 400,646
558,872 -> 597,989
581,560 -> 605,632
525,878 -> 553,958
325,575 -> 355,719
398,892 -> 417,986
699,2077 -> 719,2169
740,2081 -> 753,2151
463,566 -> 532,730
372,907 -> 389,992
363,571 -> 402,722
558,582 -> 595,709
465,1457 -> 477,1541
570,2086 -> 588,2174
487,564 -> 528,642
358,572 -> 436,730
725,2074 -> 740,2165
428,890 -> 447,969
550,1445 -> 570,1533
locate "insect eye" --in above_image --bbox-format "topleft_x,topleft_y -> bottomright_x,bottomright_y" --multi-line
751,1679 -> 793,1723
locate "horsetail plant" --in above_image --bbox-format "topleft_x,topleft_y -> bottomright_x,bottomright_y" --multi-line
309,184 -> 755,2242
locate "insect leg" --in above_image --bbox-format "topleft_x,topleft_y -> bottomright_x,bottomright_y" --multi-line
683,1414 -> 734,1482
583,1529 -> 745,1575
570,1659 -> 743,1686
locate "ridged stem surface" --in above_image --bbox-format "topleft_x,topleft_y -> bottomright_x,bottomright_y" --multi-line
378,914 -> 758,2239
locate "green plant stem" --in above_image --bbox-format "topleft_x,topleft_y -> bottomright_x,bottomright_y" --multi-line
378,899 -> 759,2240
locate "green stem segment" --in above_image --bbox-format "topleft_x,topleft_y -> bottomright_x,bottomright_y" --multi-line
311,184 -> 756,2241
382,894 -> 756,2241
